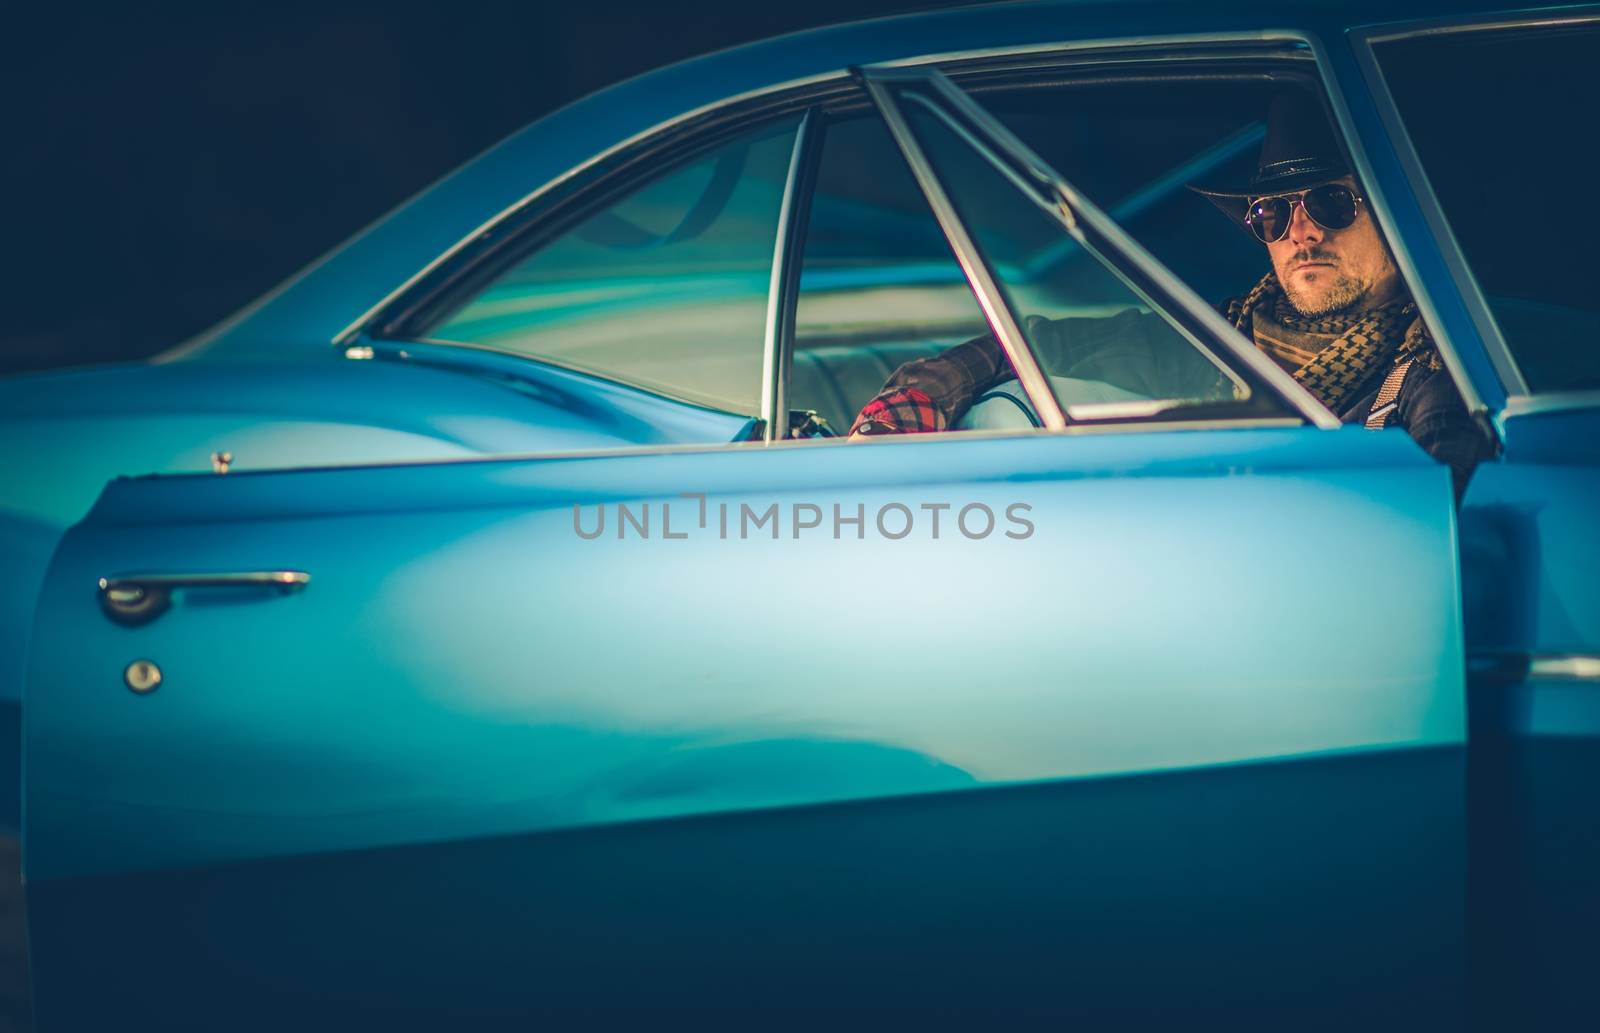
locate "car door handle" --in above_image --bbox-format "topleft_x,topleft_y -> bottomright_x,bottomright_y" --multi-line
97,571 -> 311,626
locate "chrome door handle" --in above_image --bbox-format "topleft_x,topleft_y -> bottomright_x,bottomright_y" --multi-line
98,571 -> 310,626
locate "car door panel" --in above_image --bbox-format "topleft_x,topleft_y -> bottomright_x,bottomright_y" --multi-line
26,425 -> 1463,1026
30,745 -> 1457,1028
1459,406 -> 1600,1024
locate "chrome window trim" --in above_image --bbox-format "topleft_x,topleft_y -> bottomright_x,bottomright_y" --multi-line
891,84 -> 1264,424
1470,650 -> 1600,684
338,30 -> 1414,449
869,63 -> 1338,429
1501,389 -> 1600,419
341,32 -> 1315,350
1528,655 -> 1600,682
132,415 -> 1316,483
1357,5 -> 1600,44
917,68 -> 1330,424
760,109 -> 823,442
874,30 -> 1312,70
863,71 -> 1068,430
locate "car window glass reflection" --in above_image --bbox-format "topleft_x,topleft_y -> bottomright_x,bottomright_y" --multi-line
430,118 -> 802,414
900,92 -> 1242,420
972,80 -> 1271,312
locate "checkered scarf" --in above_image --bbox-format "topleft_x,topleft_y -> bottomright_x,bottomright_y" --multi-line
1222,272 -> 1439,413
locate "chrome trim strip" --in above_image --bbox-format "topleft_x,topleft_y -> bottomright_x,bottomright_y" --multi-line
1066,400 -> 1183,421
98,571 -> 311,626
1358,7 -> 1600,44
124,416 -> 1314,483
862,72 -> 1068,430
99,571 -> 311,592
1339,30 -> 1531,405
1529,655 -> 1600,682
909,65 -> 1338,429
760,110 -> 820,442
871,30 -> 1311,70
1502,390 -> 1600,419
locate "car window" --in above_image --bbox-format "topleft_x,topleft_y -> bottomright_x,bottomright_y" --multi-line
794,74 -> 1321,435
419,65 -> 1367,439
1374,21 -> 1600,393
790,114 -> 991,433
427,118 -> 802,414
974,80 -> 1272,308
896,89 -> 1246,421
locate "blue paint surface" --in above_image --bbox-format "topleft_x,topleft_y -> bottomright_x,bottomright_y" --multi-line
27,423 -> 1461,881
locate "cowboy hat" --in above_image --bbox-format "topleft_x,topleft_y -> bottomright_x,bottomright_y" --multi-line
1189,88 -> 1352,223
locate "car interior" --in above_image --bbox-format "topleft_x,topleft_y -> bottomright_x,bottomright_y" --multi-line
396,50 -> 1383,439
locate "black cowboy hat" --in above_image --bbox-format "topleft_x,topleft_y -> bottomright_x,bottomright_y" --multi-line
1188,88 -> 1351,224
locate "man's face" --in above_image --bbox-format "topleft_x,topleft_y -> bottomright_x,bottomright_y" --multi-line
1260,177 -> 1401,318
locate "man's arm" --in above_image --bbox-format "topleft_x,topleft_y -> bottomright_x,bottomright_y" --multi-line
849,309 -> 1232,435
849,334 -> 1009,435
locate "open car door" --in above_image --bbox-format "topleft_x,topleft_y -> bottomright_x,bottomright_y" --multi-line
25,68 -> 1467,1030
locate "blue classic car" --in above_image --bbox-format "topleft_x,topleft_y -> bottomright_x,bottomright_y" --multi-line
4,1 -> 1597,1028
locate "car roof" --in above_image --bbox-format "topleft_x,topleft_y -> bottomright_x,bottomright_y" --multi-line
180,0 -> 1554,363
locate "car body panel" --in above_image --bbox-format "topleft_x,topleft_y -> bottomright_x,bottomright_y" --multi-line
0,353 -> 747,701
0,0 -> 1542,714
27,423 -> 1464,878
26,422 -> 1465,1024
1458,404 -> 1600,1023
27,745 -> 1463,1028
1463,406 -> 1600,670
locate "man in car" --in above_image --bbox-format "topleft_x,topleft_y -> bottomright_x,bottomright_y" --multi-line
847,89 -> 1493,495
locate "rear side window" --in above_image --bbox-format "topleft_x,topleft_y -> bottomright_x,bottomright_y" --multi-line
428,119 -> 802,413
1375,22 -> 1600,393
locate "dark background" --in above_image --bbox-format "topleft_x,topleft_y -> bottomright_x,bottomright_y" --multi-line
3,1 -> 984,378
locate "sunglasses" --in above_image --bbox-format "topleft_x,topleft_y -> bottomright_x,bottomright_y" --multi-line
1244,183 -> 1363,243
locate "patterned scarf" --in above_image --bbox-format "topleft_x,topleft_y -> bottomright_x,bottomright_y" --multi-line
1220,272 -> 1439,413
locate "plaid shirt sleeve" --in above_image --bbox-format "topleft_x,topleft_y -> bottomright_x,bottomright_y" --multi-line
849,333 -> 1010,435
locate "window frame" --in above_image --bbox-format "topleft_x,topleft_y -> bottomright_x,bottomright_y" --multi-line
350,32 -> 1438,443
363,84 -> 863,404
1348,5 -> 1600,416
761,109 -> 825,441
860,64 -> 1339,431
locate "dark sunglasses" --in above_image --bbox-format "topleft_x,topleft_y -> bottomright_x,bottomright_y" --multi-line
1244,183 -> 1363,243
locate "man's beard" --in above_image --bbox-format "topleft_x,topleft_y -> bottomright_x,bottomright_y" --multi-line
1279,250 -> 1370,318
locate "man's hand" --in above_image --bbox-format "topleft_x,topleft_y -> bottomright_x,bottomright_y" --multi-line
847,388 -> 944,437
